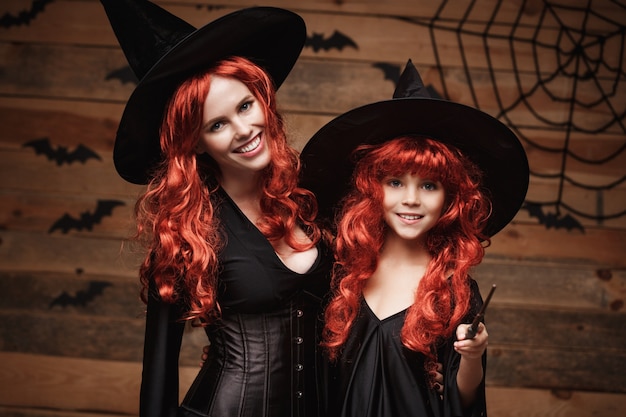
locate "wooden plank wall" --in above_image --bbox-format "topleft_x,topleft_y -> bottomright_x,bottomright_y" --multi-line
0,0 -> 625,416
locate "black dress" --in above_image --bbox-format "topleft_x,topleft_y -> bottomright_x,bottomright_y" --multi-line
326,279 -> 487,417
139,188 -> 332,417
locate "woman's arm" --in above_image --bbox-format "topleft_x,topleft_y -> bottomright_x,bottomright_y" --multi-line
140,282 -> 186,417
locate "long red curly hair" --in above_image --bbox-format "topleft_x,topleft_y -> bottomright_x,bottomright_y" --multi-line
134,56 -> 320,324
322,136 -> 490,365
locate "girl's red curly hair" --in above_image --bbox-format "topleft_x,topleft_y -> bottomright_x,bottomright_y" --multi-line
322,136 -> 490,365
134,56 -> 320,324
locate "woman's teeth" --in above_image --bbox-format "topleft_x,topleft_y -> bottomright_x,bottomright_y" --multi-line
235,136 -> 261,153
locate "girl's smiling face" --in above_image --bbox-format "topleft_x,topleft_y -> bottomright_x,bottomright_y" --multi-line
381,172 -> 445,244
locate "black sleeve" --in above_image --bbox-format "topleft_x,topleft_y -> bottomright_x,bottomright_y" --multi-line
442,279 -> 488,417
139,281 -> 186,417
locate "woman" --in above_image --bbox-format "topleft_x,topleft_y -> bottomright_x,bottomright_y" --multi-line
100,1 -> 331,416
300,60 -> 529,416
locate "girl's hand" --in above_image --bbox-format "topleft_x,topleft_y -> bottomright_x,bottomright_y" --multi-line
454,322 -> 488,360
431,362 -> 444,395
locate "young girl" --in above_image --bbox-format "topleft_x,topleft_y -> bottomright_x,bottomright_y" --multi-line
100,1 -> 331,416
300,60 -> 529,416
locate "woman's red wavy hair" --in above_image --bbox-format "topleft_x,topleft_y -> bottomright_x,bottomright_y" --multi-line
322,136 -> 491,364
135,56 -> 320,324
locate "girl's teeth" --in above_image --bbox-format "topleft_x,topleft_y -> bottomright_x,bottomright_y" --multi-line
400,214 -> 422,220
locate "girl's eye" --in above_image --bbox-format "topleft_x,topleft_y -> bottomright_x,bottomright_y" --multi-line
210,121 -> 224,132
388,179 -> 402,188
423,182 -> 437,191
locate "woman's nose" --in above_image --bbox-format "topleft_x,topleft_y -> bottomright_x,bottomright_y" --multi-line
232,117 -> 252,139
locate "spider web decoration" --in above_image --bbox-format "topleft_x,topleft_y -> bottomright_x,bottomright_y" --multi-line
398,0 -> 626,232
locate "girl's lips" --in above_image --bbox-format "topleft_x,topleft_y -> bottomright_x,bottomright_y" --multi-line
234,135 -> 261,153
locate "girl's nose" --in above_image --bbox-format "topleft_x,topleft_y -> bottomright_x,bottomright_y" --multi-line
402,187 -> 420,206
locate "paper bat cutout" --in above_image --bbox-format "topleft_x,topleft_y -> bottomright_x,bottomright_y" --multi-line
306,30 -> 358,52
0,0 -> 54,28
105,66 -> 138,85
523,202 -> 585,233
49,199 -> 125,234
373,62 -> 402,84
23,138 -> 102,166
49,280 -> 112,308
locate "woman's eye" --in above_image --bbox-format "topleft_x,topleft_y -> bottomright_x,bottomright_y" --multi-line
388,179 -> 402,187
240,101 -> 253,112
210,121 -> 223,132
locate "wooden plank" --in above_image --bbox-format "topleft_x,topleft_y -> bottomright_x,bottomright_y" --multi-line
520,185 -> 626,230
0,353 -> 195,414
0,96 -> 323,151
0,1 -> 622,70
0,44 -> 396,114
3,302 -> 624,368
486,306 -> 626,350
0,311 -> 145,363
3,182 -> 624,235
0,271 -> 141,316
486,346 -> 626,393
1,98 -> 623,231
3,102 -> 622,183
473,262 -> 626,311
2,267 -> 623,391
1,351 -> 625,415
0,352 -> 142,414
524,142 -> 625,180
0,96 -> 125,121
0,149 -> 141,197
0,190 -> 136,238
487,222 -> 626,268
0,391 -> 623,417
2,41 -> 623,127
0,309 -> 206,367
3,148 -> 624,232
0,272 -> 211,365
1,102 -> 623,233
1,272 -> 624,391
2,262 -> 623,315
0,405 -> 134,417
0,42 -> 135,102
486,386 -> 626,417
0,312 -> 206,365
0,106 -> 118,152
0,230 -> 143,278
1,222 -> 624,281
2,0 -> 623,29
1,386 -> 624,417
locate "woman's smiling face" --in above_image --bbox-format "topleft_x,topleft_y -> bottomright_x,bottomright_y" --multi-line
197,75 -> 270,180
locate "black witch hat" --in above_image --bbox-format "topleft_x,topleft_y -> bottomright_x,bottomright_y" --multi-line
100,0 -> 306,184
300,59 -> 529,237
